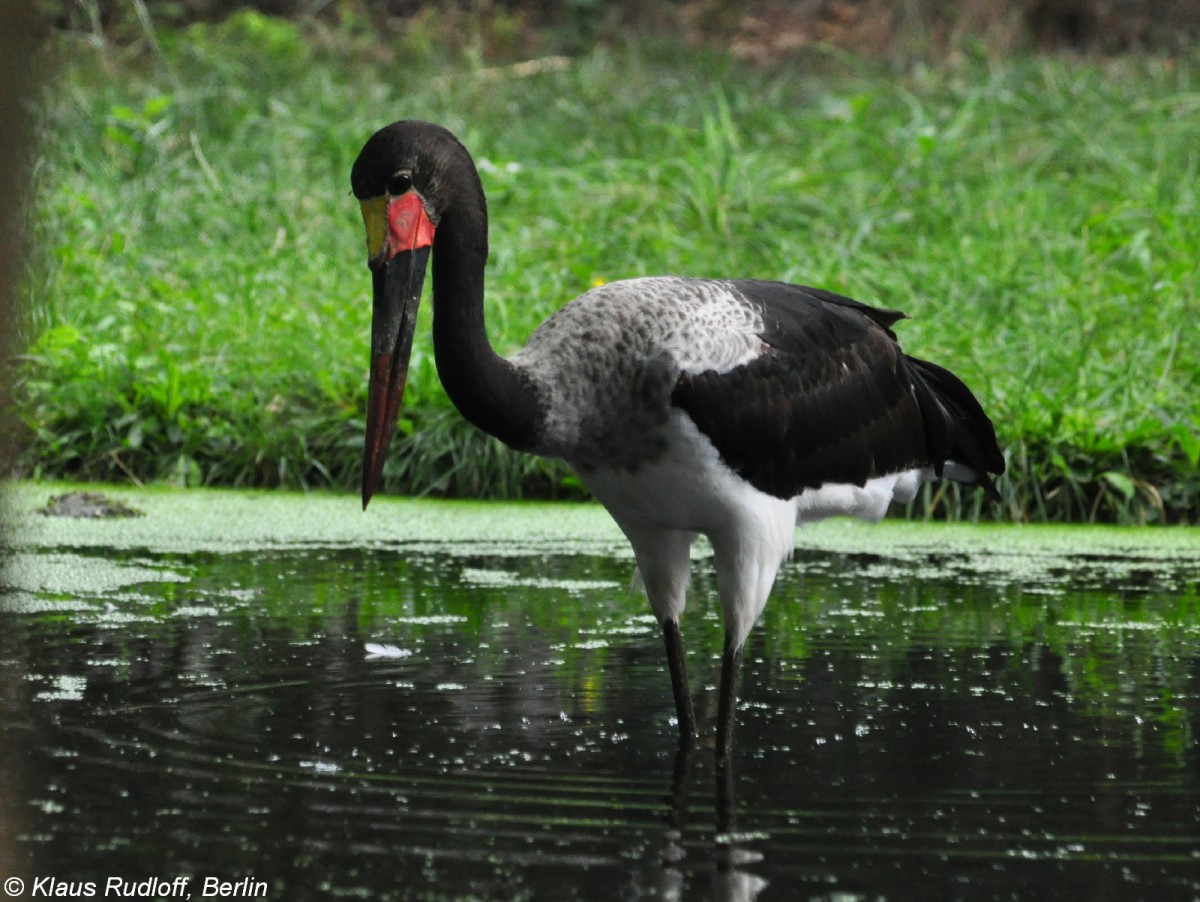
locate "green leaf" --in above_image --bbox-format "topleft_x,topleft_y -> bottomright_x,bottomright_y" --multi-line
1101,470 -> 1136,500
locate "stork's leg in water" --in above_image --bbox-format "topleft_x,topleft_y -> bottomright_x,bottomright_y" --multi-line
662,618 -> 697,741
709,504 -> 792,759
611,520 -> 698,741
715,636 -> 744,759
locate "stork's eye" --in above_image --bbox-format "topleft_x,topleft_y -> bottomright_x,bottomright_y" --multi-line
387,171 -> 413,195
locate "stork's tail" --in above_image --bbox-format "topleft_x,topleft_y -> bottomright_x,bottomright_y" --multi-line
904,356 -> 1006,503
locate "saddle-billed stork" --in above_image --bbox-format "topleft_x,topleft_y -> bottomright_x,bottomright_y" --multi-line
352,121 -> 1004,756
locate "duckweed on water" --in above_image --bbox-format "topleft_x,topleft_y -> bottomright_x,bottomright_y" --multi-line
5,481 -> 1197,564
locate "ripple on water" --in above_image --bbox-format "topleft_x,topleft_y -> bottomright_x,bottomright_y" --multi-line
4,526 -> 1199,899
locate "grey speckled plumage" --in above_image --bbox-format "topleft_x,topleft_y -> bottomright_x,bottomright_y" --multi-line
513,277 -> 766,469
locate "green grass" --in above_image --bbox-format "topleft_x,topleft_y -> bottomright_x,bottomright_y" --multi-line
12,12 -> 1200,521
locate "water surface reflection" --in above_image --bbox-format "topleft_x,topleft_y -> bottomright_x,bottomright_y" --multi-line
2,507 -> 1198,900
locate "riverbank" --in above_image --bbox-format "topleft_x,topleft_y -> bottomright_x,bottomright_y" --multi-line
10,13 -> 1198,522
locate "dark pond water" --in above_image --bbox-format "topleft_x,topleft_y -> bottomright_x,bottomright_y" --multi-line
1,488 -> 1198,901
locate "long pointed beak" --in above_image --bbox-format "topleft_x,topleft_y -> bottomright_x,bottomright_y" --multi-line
362,245 -> 429,508
360,192 -> 436,510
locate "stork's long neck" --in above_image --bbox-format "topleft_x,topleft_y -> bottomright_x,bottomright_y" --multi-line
429,193 -> 543,452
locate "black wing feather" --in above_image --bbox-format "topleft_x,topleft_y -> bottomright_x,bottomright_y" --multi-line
671,281 -> 1004,502
903,355 -> 1005,500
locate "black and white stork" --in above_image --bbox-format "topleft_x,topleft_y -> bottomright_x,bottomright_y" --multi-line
352,121 -> 1004,756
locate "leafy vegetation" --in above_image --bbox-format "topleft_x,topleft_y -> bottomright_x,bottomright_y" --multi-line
12,12 -> 1200,521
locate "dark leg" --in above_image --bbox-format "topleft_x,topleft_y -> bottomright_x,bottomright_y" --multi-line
715,636 -> 743,760
662,618 -> 697,741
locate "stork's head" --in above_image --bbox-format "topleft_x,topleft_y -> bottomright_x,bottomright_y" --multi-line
351,121 -> 483,509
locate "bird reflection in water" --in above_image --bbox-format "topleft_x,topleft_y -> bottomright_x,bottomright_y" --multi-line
637,741 -> 768,901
